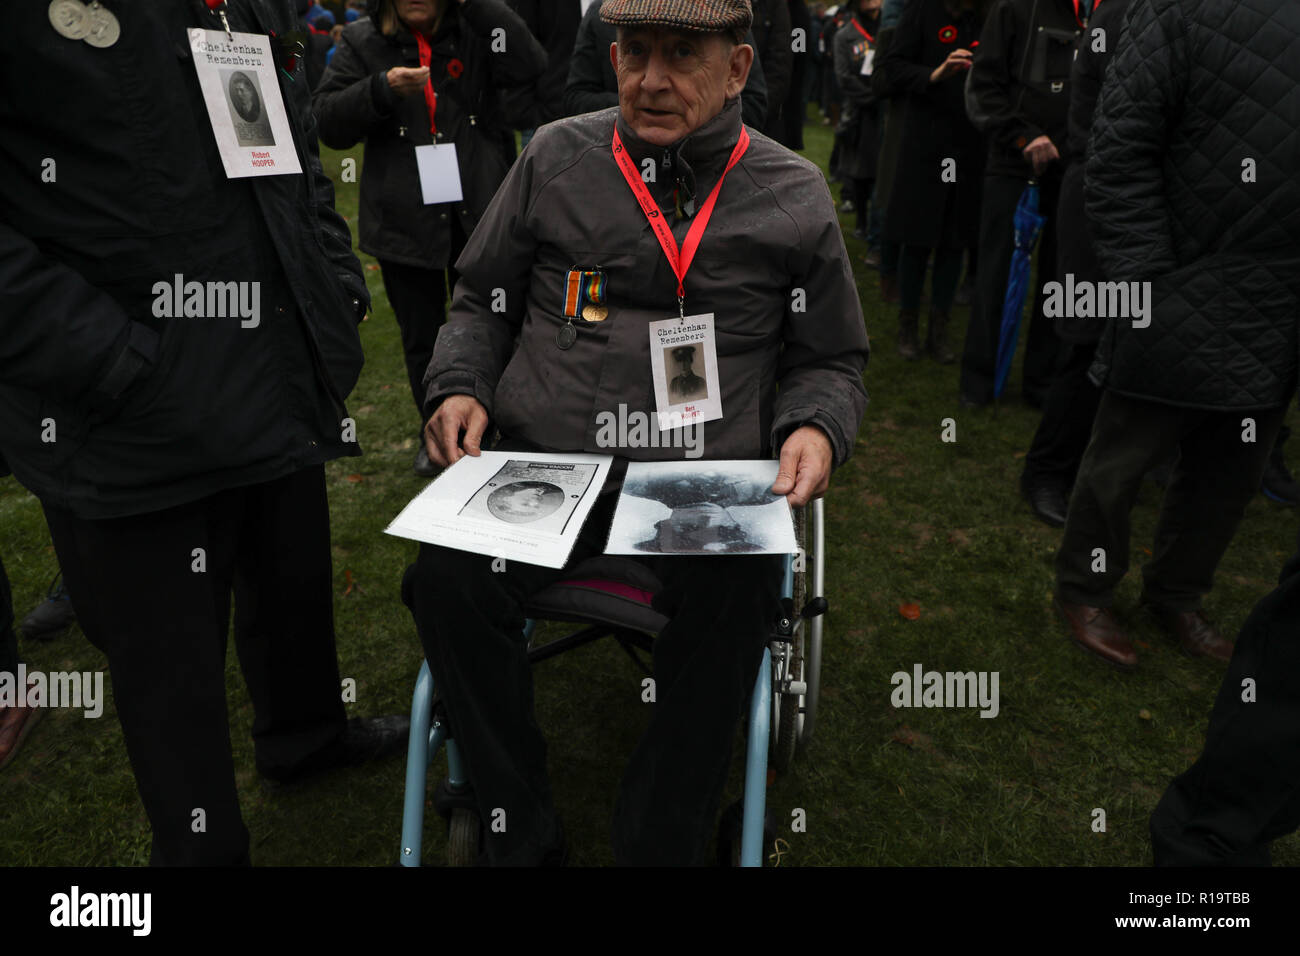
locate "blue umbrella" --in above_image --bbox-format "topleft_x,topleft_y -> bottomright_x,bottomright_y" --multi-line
993,181 -> 1048,398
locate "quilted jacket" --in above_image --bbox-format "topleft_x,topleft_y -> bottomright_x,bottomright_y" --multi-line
1085,0 -> 1300,410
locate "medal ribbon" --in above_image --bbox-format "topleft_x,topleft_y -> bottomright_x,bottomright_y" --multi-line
611,125 -> 750,309
412,29 -> 438,136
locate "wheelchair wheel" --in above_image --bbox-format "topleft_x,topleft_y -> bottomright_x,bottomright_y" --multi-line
447,808 -> 480,867
797,498 -> 826,755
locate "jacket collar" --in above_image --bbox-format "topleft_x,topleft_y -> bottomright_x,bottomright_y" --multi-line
613,97 -> 744,219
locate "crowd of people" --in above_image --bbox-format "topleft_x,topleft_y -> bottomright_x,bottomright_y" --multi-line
2,0 -> 1299,867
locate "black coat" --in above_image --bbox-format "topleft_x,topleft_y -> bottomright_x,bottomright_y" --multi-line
832,11 -> 883,181
1052,0 -> 1128,344
0,0 -> 368,519
965,0 -> 1082,179
1086,0 -> 1300,410
751,0 -> 794,137
313,0 -> 546,270
504,0 -> 583,128
562,0 -> 769,129
876,0 -> 985,248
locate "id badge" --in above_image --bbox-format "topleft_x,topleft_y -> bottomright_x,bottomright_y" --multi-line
416,143 -> 464,205
188,29 -> 302,178
860,48 -> 876,75
648,313 -> 724,431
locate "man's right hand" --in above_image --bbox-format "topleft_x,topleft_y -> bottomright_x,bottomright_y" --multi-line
1022,135 -> 1060,175
387,66 -> 431,97
424,394 -> 489,467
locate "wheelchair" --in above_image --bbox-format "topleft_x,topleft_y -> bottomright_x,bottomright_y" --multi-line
398,498 -> 827,867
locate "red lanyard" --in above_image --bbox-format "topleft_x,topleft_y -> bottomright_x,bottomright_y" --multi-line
851,19 -> 874,44
1072,0 -> 1099,26
412,29 -> 438,136
612,125 -> 750,314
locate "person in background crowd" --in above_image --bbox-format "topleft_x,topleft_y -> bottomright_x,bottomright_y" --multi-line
832,0 -> 882,241
960,0 -> 1083,409
776,0 -> 811,149
506,0 -> 584,147
867,0 -> 903,298
1054,0 -> 1300,670
875,0 -> 986,364
346,6 -> 363,21
314,0 -> 546,477
564,0 -> 771,128
806,2 -> 826,116
750,0 -> 793,138
0,0 -> 410,864
327,23 -> 347,65
0,552 -> 41,771
308,11 -> 338,88
1018,0 -> 1120,527
820,4 -> 847,129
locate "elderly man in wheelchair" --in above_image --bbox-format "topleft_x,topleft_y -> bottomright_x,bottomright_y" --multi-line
403,0 -> 869,865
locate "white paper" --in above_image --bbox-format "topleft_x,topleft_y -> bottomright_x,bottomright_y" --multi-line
188,29 -> 302,178
860,48 -> 876,75
385,452 -> 613,569
647,312 -> 723,432
416,143 -> 464,205
606,461 -> 798,556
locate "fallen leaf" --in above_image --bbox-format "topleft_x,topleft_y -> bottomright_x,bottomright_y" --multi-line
1135,640 -> 1151,650
342,569 -> 356,597
346,474 -> 365,483
1013,450 -> 1027,459
1138,709 -> 1152,721
947,529 -> 971,548
365,264 -> 379,272
899,603 -> 921,621
1142,547 -> 1152,556
897,784 -> 904,796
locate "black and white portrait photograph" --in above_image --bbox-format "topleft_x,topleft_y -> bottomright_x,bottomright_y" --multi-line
606,460 -> 797,555
222,69 -> 275,147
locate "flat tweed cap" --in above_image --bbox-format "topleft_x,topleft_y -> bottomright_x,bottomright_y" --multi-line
600,0 -> 753,34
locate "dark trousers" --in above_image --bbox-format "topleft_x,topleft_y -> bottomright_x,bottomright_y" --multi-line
852,177 -> 874,233
898,245 -> 964,315
1151,525 -> 1300,865
42,466 -> 347,865
1,555 -> 15,677
403,494 -> 784,865
1055,391 -> 1284,611
380,241 -> 463,422
961,173 -> 1063,404
1023,340 -> 1103,491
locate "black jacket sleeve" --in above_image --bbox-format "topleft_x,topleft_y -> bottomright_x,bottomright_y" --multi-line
313,24 -> 400,150
1086,0 -> 1186,282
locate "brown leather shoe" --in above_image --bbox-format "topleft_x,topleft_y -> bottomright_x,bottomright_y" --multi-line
1055,597 -> 1138,669
0,698 -> 45,770
1147,606 -> 1235,663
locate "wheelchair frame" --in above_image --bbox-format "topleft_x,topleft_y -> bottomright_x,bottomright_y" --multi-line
398,497 -> 826,867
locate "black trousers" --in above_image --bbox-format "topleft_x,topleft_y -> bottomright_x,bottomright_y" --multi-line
379,260 -> 454,423
0,555 -> 15,677
961,173 -> 1063,404
1055,392 -> 1284,611
403,492 -> 784,866
1022,340 -> 1103,491
1151,525 -> 1300,865
42,466 -> 347,865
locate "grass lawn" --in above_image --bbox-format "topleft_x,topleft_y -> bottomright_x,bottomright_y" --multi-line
2,110 -> 1296,867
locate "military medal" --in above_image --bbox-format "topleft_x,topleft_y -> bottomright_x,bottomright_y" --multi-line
555,321 -> 577,350
49,0 -> 90,39
563,266 -> 608,329
83,1 -> 120,48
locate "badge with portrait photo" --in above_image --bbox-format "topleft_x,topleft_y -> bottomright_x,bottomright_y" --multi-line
187,28 -> 302,178
647,314 -> 723,431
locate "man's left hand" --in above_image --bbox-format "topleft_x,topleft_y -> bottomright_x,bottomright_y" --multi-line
771,425 -> 833,507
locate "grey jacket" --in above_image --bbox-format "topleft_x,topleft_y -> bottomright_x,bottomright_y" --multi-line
424,98 -> 870,467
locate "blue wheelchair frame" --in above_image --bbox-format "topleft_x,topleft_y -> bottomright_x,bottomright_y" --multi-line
398,501 -> 821,867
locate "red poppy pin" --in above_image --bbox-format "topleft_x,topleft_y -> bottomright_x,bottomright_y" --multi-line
938,24 -> 958,43
447,58 -> 464,79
